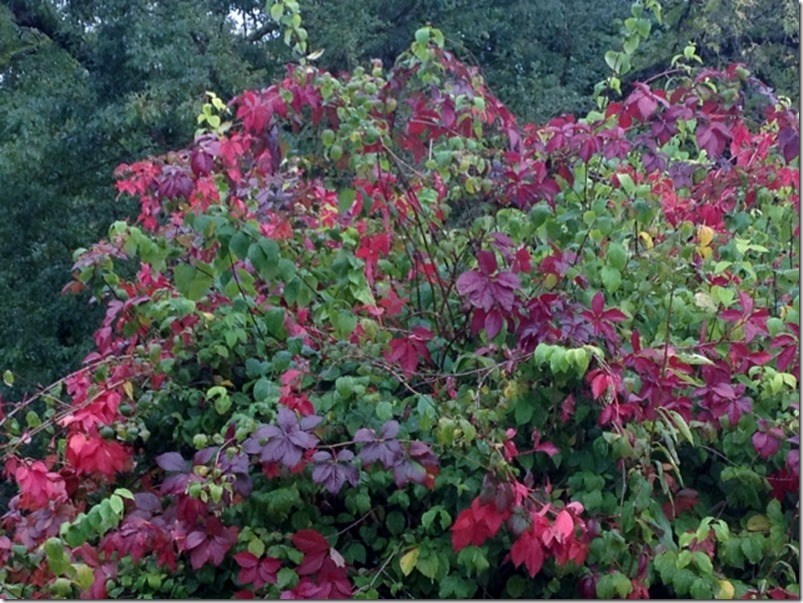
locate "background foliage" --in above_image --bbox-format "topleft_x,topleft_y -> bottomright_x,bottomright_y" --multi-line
0,1 -> 799,597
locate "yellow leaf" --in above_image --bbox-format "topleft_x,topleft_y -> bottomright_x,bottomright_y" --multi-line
638,231 -> 654,249
399,548 -> 419,577
715,579 -> 735,599
697,225 -> 714,247
73,563 -> 95,591
697,245 -> 713,260
122,381 -> 134,399
746,514 -> 770,532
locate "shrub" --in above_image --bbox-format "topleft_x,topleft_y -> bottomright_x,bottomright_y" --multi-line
0,26 -> 799,599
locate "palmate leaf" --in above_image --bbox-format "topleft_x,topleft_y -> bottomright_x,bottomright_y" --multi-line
354,421 -> 404,469
310,450 -> 359,494
510,527 -> 544,578
243,409 -> 321,468
183,518 -> 238,570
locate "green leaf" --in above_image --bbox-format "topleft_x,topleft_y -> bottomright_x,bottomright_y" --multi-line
276,568 -> 297,590
677,549 -> 692,569
345,542 -> 366,565
265,307 -> 287,338
253,377 -> 276,402
693,551 -> 713,574
439,575 -> 477,598
506,575 -> 528,598
386,510 -> 405,536
514,398 -> 534,425
25,411 -> 41,428
741,535 -> 765,564
114,488 -> 135,500
174,263 -> 213,301
375,401 -> 393,421
230,232 -> 251,259
611,571 -> 633,598
421,507 -> 440,530
269,2 -> 284,22
605,50 -> 620,72
672,568 -> 696,596
248,237 -> 281,280
415,552 -> 439,579
248,537 -> 266,558
73,563 -> 95,590
623,35 -> 639,55
214,394 -> 232,415
338,188 -> 356,212
43,538 -> 70,575
654,551 -> 678,582
690,578 -> 713,599
399,548 -> 419,576
3,370 -> 14,386
711,285 -> 734,307
109,494 -> 124,516
601,266 -> 622,292
606,242 -> 628,270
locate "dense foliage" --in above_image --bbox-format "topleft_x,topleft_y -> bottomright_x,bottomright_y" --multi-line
0,0 -> 798,394
0,10 -> 800,601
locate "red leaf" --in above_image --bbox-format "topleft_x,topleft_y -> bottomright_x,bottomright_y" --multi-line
450,498 -> 509,552
553,510 -> 574,540
534,441 -> 559,457
66,432 -> 130,478
590,373 -> 610,399
292,529 -> 329,555
477,250 -> 498,275
591,291 -> 604,315
234,552 -> 259,569
510,527 -> 544,578
292,529 -> 330,576
450,506 -> 476,551
14,460 -> 67,511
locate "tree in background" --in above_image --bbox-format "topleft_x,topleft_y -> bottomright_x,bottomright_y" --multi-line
0,0 -> 282,390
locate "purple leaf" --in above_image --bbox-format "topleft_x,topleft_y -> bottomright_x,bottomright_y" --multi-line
299,414 -> 323,431
380,420 -> 400,439
193,446 -> 218,465
359,438 -> 403,469
393,459 -> 427,488
276,407 -> 298,431
244,412 -> 321,469
353,427 -> 376,443
456,270 -> 494,311
485,308 -> 503,339
157,165 -> 194,200
185,531 -> 206,550
288,430 -> 319,449
408,441 -> 438,465
752,431 -> 781,460
133,492 -> 161,514
156,452 -> 190,473
311,449 -> 359,494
